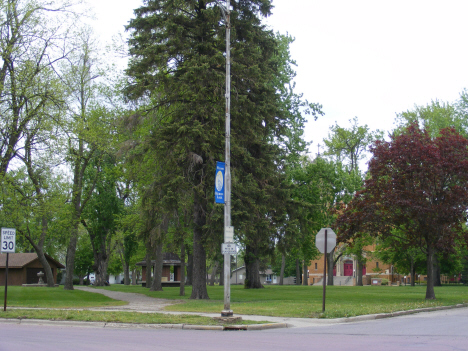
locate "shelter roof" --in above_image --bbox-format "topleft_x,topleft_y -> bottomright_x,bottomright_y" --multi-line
0,253 -> 65,269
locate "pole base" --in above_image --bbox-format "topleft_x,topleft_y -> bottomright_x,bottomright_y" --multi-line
221,310 -> 234,317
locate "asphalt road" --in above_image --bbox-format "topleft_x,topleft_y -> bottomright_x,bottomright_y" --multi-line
1,307 -> 468,351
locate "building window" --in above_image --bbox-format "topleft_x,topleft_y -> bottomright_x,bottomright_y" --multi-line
315,263 -> 317,270
376,262 -> 379,268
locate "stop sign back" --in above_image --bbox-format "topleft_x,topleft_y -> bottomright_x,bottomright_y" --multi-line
315,228 -> 336,253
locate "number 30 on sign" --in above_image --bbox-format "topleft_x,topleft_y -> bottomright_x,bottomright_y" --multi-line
1,228 -> 16,253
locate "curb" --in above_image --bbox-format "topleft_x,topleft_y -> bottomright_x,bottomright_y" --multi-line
1,303 -> 467,330
0,318 -> 289,331
334,302 -> 468,323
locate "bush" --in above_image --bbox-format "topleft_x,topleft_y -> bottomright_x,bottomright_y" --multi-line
72,278 -> 80,285
381,278 -> 389,285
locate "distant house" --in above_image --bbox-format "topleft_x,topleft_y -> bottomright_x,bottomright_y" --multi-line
0,253 -> 65,286
230,266 -> 296,285
307,244 -> 394,286
136,253 -> 183,287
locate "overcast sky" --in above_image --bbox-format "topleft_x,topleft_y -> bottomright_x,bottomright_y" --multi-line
91,0 -> 468,160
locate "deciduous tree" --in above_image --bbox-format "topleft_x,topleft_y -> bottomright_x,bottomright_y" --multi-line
336,123 -> 468,299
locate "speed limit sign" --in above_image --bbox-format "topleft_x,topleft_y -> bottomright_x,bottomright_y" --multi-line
1,228 -> 16,253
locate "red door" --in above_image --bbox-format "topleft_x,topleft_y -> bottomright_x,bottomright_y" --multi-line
362,265 -> 366,275
344,261 -> 353,276
333,265 -> 337,276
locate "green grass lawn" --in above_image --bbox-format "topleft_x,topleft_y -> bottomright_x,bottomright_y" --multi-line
0,286 -> 127,308
0,286 -> 265,325
99,284 -> 468,318
1,284 -> 467,320
0,309 -> 265,326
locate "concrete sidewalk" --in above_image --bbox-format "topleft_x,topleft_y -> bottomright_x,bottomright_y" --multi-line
73,286 -> 339,328
73,286 -> 468,328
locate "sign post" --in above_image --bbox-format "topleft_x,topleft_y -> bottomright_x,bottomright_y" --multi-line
221,0 -> 233,318
1,227 -> 16,311
315,228 -> 336,313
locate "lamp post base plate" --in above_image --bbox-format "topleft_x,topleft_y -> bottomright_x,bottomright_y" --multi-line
221,310 -> 234,317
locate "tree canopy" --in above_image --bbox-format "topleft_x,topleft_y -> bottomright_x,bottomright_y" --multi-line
336,123 -> 468,299
124,0 -> 318,295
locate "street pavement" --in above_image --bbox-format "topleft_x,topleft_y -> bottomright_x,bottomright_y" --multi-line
1,287 -> 468,351
2,307 -> 468,351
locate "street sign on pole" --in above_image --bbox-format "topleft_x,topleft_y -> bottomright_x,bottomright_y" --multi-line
2,227 -> 15,312
315,228 -> 336,253
215,161 -> 225,204
1,228 -> 16,253
225,226 -> 234,243
221,243 -> 237,255
315,228 -> 336,313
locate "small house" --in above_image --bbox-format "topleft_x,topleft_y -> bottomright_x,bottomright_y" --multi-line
230,266 -> 296,285
0,253 -> 65,286
136,253 -> 183,287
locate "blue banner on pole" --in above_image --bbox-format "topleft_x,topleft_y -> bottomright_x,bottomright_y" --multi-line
215,161 -> 225,204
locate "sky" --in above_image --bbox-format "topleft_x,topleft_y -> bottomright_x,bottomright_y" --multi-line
91,0 -> 468,160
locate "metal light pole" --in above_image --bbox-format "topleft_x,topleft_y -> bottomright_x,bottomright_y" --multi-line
222,0 -> 233,318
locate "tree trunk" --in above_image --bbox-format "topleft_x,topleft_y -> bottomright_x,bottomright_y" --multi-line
190,192 -> 209,299
180,242 -> 185,296
93,246 -> 109,287
433,255 -> 442,287
356,259 -> 363,286
64,144 -> 97,290
92,232 -> 110,287
151,242 -> 163,291
145,248 -> 152,289
302,260 -> 308,286
131,268 -> 137,285
64,220 -> 79,290
327,250 -> 334,286
219,256 -> 224,286
33,245 -> 55,288
209,261 -> 218,286
425,246 -> 436,299
186,253 -> 193,286
410,257 -> 415,287
279,254 -> 285,285
244,246 -> 263,289
296,259 -> 301,285
124,262 -> 130,285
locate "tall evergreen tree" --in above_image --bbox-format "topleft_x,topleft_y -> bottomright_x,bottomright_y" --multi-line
125,0 -> 318,296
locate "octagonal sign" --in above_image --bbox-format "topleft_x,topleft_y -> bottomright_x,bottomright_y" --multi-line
315,228 -> 336,253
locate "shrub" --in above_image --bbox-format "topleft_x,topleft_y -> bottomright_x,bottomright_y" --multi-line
381,278 -> 389,285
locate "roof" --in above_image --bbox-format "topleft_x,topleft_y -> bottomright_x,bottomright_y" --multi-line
136,253 -> 182,266
0,253 -> 65,269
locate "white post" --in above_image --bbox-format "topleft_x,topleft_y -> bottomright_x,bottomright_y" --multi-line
222,0 -> 233,317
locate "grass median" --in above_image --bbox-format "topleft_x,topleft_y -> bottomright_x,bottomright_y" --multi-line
99,284 -> 468,318
0,309 -> 264,326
